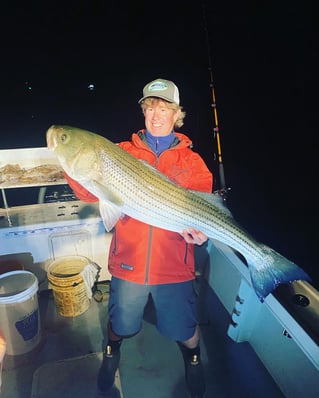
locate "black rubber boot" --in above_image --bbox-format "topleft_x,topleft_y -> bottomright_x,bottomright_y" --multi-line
178,342 -> 206,398
97,344 -> 121,393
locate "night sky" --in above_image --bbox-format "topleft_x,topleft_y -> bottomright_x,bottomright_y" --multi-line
1,1 -> 318,287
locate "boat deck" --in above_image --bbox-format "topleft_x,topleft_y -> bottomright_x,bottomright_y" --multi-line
1,276 -> 284,398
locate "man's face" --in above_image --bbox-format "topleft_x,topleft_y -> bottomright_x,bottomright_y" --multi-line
144,100 -> 180,136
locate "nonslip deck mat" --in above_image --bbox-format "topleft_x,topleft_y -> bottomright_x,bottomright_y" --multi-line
31,352 -> 123,398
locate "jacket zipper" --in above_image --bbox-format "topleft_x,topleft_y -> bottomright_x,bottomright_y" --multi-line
112,229 -> 117,254
144,226 -> 153,284
184,242 -> 189,264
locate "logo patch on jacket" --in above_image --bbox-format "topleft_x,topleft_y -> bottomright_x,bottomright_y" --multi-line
121,263 -> 134,271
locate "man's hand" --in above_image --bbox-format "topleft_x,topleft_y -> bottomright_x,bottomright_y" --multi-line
180,228 -> 208,245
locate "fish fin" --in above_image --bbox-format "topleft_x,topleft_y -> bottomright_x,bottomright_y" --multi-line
248,245 -> 312,302
99,201 -> 123,232
92,180 -> 124,206
191,190 -> 233,217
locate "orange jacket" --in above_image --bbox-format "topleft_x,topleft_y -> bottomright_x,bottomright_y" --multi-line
65,130 -> 213,284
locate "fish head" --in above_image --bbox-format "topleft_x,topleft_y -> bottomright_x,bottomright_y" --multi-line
46,125 -> 100,180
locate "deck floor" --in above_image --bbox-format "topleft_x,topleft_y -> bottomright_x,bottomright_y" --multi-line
1,277 -> 284,398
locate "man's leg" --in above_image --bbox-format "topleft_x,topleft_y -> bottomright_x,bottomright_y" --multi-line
153,282 -> 206,398
178,325 -> 206,398
97,321 -> 122,392
97,277 -> 149,393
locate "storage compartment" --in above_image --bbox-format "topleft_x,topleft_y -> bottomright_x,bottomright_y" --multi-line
0,147 -> 112,283
205,240 -> 319,398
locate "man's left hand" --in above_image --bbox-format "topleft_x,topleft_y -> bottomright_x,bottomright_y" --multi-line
180,228 -> 208,245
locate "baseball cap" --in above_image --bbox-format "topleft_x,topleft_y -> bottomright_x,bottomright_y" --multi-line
138,78 -> 180,105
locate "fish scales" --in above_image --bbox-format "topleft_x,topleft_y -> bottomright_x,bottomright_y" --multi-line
104,146 -> 206,228
102,146 -> 221,228
46,125 -> 311,301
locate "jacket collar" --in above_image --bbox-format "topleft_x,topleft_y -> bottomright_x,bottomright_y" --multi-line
135,129 -> 193,150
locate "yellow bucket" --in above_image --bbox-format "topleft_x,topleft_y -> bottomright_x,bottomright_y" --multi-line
47,256 -> 92,317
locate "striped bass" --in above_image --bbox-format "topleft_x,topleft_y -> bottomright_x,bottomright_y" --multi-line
46,125 -> 311,301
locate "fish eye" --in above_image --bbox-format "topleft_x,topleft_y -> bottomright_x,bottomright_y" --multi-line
60,133 -> 67,142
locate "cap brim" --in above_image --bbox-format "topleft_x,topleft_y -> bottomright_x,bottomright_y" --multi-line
138,94 -> 177,104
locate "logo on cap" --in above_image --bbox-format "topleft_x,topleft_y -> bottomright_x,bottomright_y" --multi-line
148,81 -> 169,92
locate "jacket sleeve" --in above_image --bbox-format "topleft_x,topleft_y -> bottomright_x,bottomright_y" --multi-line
187,153 -> 213,193
64,173 -> 99,203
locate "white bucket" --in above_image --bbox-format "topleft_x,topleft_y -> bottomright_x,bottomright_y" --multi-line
0,271 -> 41,356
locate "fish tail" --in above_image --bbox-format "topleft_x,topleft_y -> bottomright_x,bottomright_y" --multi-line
248,246 -> 312,302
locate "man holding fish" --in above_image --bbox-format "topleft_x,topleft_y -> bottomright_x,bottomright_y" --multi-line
64,78 -> 212,397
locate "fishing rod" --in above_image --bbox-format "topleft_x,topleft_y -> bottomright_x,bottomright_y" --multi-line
202,3 -> 229,198
208,68 -> 227,193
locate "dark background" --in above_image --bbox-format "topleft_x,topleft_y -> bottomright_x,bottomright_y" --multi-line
1,1 -> 318,287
